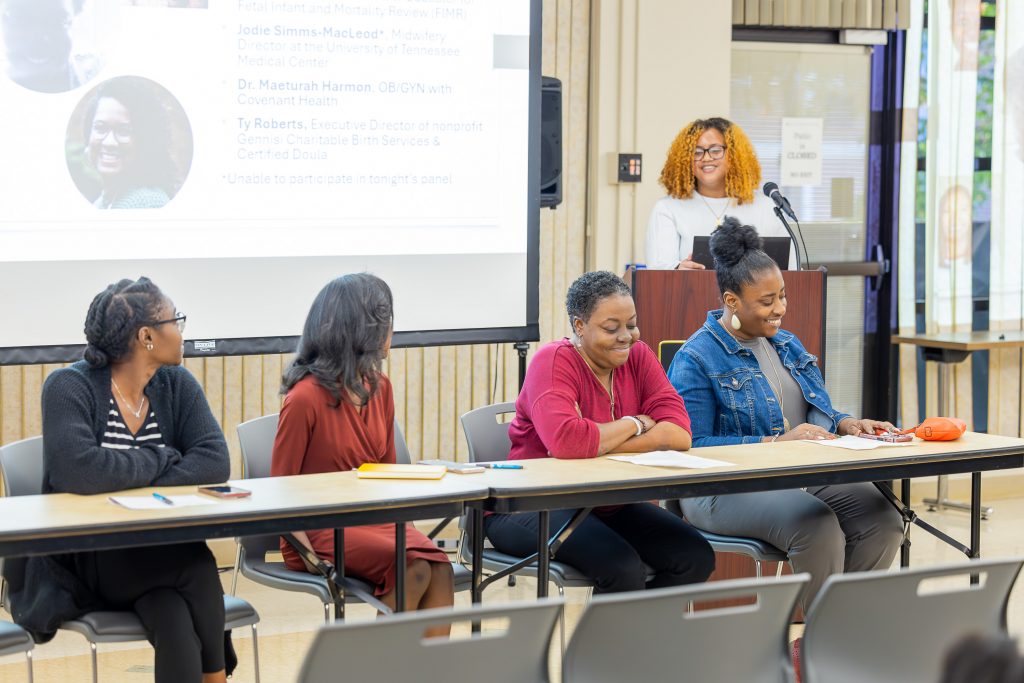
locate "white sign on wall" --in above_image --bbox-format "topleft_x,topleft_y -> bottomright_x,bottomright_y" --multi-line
781,117 -> 824,186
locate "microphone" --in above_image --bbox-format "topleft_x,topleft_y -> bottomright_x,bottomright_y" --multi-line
763,182 -> 798,222
762,181 -> 806,271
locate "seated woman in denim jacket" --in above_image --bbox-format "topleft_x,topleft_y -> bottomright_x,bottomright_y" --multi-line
667,218 -> 903,612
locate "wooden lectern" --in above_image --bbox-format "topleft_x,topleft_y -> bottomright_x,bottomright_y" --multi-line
631,267 -> 827,598
631,268 -> 827,371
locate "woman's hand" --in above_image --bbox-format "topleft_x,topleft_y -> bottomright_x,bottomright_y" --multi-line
839,417 -> 897,436
676,252 -> 706,270
774,423 -> 837,442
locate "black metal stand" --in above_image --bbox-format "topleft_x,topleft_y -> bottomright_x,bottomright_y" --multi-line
873,482 -> 971,558
773,206 -> 804,271
514,342 -> 529,391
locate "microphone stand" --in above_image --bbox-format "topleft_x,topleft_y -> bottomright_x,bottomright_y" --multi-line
773,206 -> 804,271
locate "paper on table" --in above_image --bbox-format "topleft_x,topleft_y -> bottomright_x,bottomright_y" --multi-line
608,451 -> 735,469
805,435 -> 914,451
108,495 -> 219,510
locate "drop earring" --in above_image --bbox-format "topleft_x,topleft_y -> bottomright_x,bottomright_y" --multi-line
146,343 -> 154,351
730,310 -> 742,331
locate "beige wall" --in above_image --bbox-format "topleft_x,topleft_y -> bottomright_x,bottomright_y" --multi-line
0,0 -> 592,474
587,0 -> 733,272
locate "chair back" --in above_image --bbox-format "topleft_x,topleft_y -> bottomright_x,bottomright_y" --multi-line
801,558 -> 1024,683
237,414 -> 280,479
0,436 -> 44,497
563,574 -> 808,683
459,402 -> 516,463
394,421 -> 412,464
298,600 -> 562,683
236,414 -> 285,566
0,437 -> 44,609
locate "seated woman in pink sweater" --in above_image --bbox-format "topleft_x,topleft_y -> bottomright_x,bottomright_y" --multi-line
485,271 -> 715,593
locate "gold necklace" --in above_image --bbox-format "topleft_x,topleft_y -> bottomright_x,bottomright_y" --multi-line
697,192 -> 732,227
759,337 -> 791,432
112,379 -> 147,419
573,343 -> 615,417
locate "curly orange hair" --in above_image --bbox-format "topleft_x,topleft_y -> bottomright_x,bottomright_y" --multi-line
659,117 -> 761,204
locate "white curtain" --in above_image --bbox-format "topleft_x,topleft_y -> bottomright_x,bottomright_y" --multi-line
897,0 -> 981,425
926,0 -> 980,423
987,1 -> 1024,436
897,0 -> 923,426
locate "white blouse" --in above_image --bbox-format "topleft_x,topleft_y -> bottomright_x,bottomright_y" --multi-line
644,192 -> 795,270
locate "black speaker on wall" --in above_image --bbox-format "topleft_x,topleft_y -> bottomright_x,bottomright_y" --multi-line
540,76 -> 562,209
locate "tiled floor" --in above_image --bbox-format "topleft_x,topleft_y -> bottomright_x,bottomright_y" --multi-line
2,497 -> 1023,683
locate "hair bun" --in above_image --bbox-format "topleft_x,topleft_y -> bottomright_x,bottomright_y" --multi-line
83,345 -> 110,369
709,216 -> 763,269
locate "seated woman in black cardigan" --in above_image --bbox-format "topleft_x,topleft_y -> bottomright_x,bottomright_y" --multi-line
9,277 -> 232,683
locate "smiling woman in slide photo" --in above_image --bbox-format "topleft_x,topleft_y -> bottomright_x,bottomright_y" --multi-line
67,76 -> 193,209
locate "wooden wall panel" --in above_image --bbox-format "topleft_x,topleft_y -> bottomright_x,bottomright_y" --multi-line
733,0 -> 909,28
0,0 -> 589,468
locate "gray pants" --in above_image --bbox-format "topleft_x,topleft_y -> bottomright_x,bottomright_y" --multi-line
681,483 -> 904,611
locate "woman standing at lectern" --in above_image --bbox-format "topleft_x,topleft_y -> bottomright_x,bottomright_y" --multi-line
645,116 -> 792,270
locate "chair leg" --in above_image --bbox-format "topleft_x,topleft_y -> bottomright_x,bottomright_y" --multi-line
755,559 -> 763,578
776,561 -> 785,578
90,642 -> 99,683
230,542 -> 242,596
556,584 -> 566,658
25,650 -> 33,683
250,623 -> 261,683
323,602 -> 331,625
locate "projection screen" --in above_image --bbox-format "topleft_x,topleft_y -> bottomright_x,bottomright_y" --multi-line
0,0 -> 540,364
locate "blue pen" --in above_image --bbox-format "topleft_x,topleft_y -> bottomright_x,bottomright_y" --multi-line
152,492 -> 175,506
489,463 -> 523,470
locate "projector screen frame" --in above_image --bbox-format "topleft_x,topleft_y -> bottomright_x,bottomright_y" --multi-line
0,0 -> 543,367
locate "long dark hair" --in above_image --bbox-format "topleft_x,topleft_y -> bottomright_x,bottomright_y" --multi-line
709,217 -> 778,296
83,277 -> 166,368
282,273 -> 394,407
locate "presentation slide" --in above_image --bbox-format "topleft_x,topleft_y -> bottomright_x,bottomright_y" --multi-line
0,0 -> 539,360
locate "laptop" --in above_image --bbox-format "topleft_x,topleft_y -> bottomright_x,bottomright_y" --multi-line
691,235 -> 792,270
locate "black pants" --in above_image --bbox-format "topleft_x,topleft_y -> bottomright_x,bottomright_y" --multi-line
484,503 -> 715,593
85,542 -> 226,682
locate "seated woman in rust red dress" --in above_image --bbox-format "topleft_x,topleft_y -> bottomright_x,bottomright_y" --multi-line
271,274 -> 454,628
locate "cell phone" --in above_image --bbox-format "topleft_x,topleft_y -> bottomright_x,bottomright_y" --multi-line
197,485 -> 252,498
417,459 -> 486,474
856,432 -> 913,443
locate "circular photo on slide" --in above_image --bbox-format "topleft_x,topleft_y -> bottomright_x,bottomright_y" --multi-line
65,75 -> 193,209
0,0 -> 111,94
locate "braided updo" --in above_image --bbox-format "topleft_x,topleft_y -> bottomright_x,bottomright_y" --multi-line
83,278 -> 166,368
709,217 -> 779,296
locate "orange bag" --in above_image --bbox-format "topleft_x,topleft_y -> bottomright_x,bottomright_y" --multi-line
898,417 -> 967,441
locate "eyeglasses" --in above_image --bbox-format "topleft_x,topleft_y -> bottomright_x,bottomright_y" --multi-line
151,312 -> 186,333
90,121 -> 133,143
693,145 -> 727,161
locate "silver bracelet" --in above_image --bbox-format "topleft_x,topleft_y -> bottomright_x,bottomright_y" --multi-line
623,415 -> 644,437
